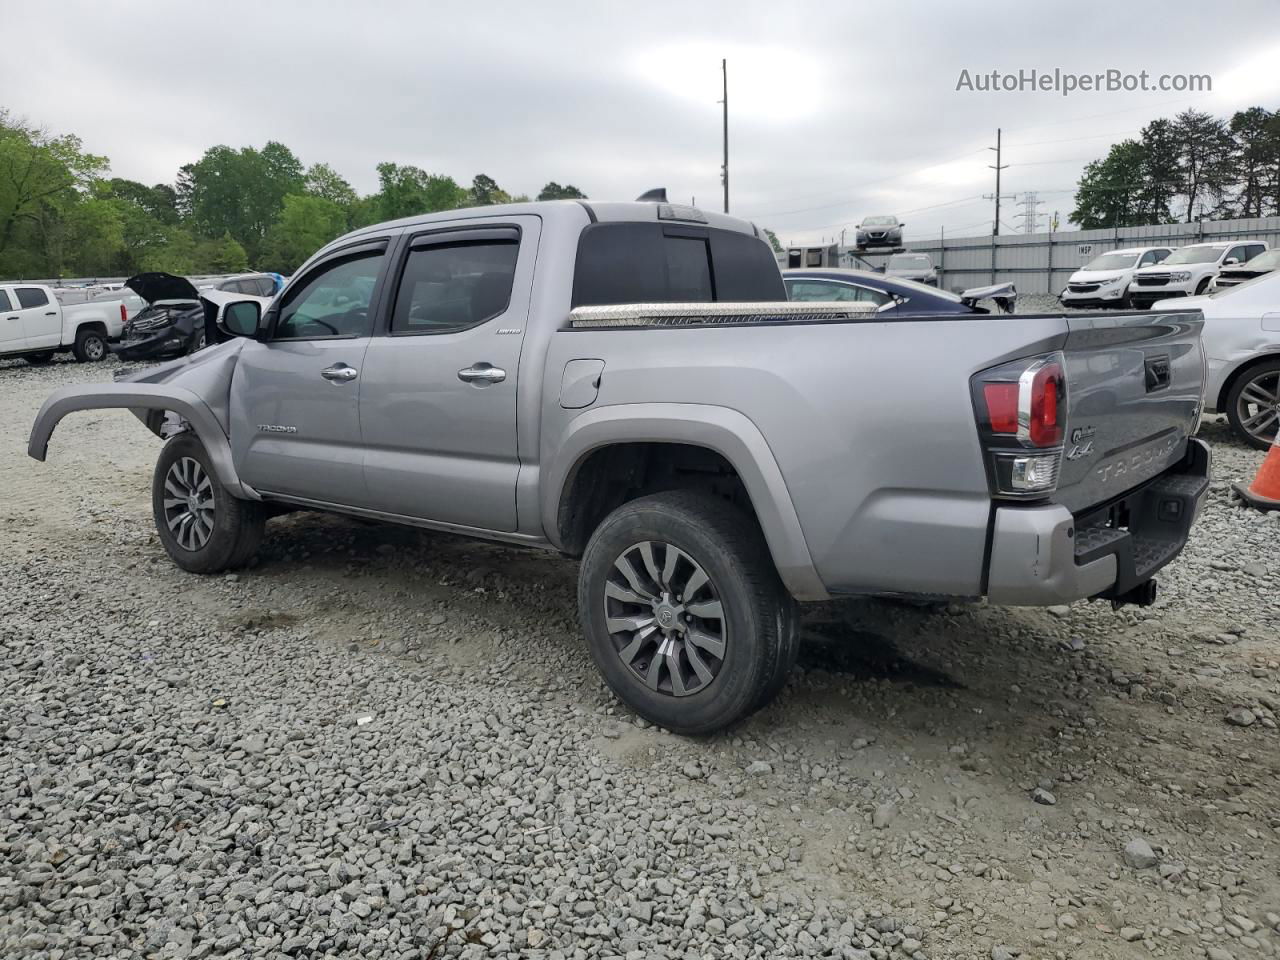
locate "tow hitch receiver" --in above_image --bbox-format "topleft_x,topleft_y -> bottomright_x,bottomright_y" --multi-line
1109,578 -> 1157,610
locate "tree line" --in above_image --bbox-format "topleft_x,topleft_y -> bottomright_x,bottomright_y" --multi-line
0,108 -> 587,279
1071,106 -> 1280,229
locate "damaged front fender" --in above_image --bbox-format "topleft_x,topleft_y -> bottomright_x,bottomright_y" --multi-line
27,339 -> 259,499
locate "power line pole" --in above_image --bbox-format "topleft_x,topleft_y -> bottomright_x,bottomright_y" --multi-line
720,59 -> 729,214
984,128 -> 1013,283
984,128 -> 1011,236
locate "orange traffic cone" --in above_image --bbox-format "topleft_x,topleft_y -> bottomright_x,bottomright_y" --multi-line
1233,433 -> 1280,511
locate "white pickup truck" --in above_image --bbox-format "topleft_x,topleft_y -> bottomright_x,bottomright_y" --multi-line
0,282 -> 126,364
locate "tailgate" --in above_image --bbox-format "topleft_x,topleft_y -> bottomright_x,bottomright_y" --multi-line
1055,309 -> 1205,513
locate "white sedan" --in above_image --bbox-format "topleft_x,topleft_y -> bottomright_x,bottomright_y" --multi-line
1155,271 -> 1280,448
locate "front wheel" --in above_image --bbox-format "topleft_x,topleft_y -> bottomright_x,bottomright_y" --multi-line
1226,359 -> 1280,450
578,491 -> 797,735
152,433 -> 266,572
72,327 -> 107,362
1195,277 -> 1211,296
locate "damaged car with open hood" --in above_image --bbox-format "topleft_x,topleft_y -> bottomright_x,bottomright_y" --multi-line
110,273 -> 210,362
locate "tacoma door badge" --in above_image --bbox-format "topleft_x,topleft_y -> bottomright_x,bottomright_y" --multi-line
257,424 -> 297,434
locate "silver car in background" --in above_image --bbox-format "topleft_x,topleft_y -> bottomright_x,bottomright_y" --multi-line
1155,269 -> 1280,449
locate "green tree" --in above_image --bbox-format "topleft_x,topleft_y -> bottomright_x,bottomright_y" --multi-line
137,225 -> 199,275
304,162 -> 358,207
178,141 -> 305,258
105,178 -> 179,224
536,181 -> 587,201
763,228 -> 783,253
1134,119 -> 1181,225
467,173 -> 511,206
0,110 -> 108,273
200,232 -> 249,273
1071,140 -> 1147,229
1228,107 -> 1278,219
263,193 -> 348,272
372,163 -> 466,220
1173,109 -> 1235,221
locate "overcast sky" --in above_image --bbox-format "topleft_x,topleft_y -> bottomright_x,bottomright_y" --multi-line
5,0 -> 1279,245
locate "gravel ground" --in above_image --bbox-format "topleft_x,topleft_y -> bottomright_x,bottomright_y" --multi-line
1,354 -> 1278,960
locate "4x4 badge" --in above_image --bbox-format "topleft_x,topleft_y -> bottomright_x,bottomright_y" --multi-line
1066,425 -> 1095,461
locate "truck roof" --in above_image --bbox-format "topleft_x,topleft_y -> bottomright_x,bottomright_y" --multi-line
334,199 -> 760,250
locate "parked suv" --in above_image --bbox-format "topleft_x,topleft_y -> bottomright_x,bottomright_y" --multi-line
1129,240 -> 1268,309
1059,246 -> 1172,309
30,200 -> 1210,734
1210,248 -> 1280,292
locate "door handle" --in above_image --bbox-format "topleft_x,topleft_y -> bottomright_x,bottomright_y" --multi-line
6,316 -> 18,321
457,363 -> 506,384
44,311 -> 57,316
321,363 -> 359,383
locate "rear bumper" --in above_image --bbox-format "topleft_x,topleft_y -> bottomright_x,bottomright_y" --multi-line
985,438 -> 1210,605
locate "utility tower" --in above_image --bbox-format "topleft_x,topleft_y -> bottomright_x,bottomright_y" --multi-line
1015,192 -> 1045,234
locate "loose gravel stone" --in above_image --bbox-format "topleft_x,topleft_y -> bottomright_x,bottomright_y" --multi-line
1225,705 -> 1257,726
1123,838 -> 1159,869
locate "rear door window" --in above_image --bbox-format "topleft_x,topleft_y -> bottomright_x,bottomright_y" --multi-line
0,289 -> 11,311
391,237 -> 519,335
15,287 -> 49,309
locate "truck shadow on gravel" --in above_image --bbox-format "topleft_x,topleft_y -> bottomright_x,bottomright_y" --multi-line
797,618 -> 965,689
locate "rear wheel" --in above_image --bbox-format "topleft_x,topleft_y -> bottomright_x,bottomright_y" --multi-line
152,433 -> 266,572
1226,359 -> 1280,450
26,352 -> 54,365
578,491 -> 797,735
72,327 -> 107,363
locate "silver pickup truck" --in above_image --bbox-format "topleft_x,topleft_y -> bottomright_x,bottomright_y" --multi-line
29,200 -> 1211,734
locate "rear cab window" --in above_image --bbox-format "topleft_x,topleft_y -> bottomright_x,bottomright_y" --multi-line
15,287 -> 50,309
571,222 -> 783,307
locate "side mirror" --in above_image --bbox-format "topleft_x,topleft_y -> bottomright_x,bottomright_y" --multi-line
1223,257 -> 1240,266
220,300 -> 262,338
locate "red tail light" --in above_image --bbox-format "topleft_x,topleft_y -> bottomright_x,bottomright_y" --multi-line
972,352 -> 1068,499
120,303 -> 128,324
982,383 -> 1019,435
1027,361 -> 1063,447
